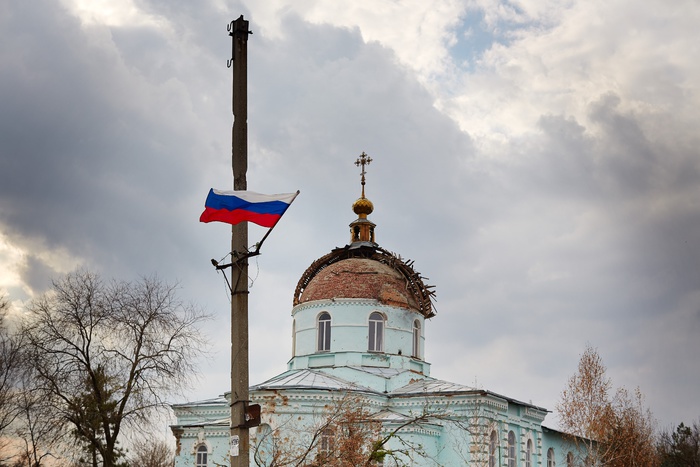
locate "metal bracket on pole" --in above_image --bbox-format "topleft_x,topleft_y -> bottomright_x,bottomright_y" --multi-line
227,16 -> 253,68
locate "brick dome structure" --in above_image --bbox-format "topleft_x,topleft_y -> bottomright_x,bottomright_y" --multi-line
293,243 -> 436,318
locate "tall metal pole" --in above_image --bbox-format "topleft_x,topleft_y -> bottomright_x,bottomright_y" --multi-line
230,15 -> 250,467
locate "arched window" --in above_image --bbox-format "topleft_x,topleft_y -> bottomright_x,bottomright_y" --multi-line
317,312 -> 331,352
196,444 -> 208,467
507,431 -> 516,467
489,430 -> 498,467
547,448 -> 555,467
368,312 -> 385,352
566,452 -> 574,467
292,319 -> 296,357
412,320 -> 421,358
525,438 -> 532,467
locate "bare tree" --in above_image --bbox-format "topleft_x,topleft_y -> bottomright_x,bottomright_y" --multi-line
251,392 -> 496,467
557,344 -> 658,466
252,393 -> 438,467
20,271 -> 207,467
0,292 -> 26,463
10,366 -> 69,467
448,398 -> 498,467
251,394 -> 385,467
128,437 -> 175,467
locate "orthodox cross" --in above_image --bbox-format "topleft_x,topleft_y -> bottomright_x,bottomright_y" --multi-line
355,151 -> 372,198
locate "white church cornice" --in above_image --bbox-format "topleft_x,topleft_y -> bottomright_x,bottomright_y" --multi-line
381,423 -> 442,438
177,408 -> 228,417
253,388 -> 389,406
178,428 -> 228,439
522,406 -> 548,422
292,298 -> 381,315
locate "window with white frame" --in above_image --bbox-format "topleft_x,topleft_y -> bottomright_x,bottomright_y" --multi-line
196,444 -> 208,467
368,312 -> 385,352
507,431 -> 517,467
547,448 -> 555,467
489,430 -> 498,467
317,312 -> 331,352
412,320 -> 421,358
526,438 -> 532,467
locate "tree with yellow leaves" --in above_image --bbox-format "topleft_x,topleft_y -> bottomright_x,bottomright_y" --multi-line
557,344 -> 657,467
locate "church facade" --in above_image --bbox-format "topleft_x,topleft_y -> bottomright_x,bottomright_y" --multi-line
171,155 -> 579,466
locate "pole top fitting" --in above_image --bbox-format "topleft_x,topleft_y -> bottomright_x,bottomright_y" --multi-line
228,15 -> 252,38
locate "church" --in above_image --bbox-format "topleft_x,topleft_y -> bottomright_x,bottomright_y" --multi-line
171,154 -> 579,466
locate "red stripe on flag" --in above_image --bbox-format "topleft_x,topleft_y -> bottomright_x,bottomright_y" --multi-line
199,207 -> 281,228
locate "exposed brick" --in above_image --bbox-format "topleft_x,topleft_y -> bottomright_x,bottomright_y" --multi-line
300,258 -> 418,311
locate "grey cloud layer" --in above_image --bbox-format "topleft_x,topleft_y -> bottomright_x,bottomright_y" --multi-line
1,0 -> 698,429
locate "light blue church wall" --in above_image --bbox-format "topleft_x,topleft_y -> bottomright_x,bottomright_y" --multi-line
291,299 -> 425,362
171,370 -> 581,467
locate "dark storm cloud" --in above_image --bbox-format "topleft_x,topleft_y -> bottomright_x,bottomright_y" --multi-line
0,1 -> 222,291
533,95 -> 700,317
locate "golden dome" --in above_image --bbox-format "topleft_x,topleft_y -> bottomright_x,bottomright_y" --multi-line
352,196 -> 374,217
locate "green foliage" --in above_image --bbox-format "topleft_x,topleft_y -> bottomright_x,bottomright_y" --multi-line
657,422 -> 700,467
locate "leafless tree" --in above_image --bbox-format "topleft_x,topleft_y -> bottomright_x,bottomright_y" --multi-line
127,437 -> 175,467
251,394 -> 386,467
252,393 -> 423,467
9,366 -> 69,467
251,391 -> 496,467
448,398 -> 498,467
0,292 -> 26,463
20,271 -> 208,467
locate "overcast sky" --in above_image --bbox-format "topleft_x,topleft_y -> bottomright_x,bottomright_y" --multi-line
1,0 -> 699,431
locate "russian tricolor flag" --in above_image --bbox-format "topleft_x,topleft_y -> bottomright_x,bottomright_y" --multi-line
199,189 -> 298,228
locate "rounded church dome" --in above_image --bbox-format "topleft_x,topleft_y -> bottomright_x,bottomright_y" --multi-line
299,258 -> 412,308
293,244 -> 436,318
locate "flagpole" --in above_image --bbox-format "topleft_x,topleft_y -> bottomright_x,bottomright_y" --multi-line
252,191 -> 300,255
229,15 -> 250,467
209,191 -> 300,295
